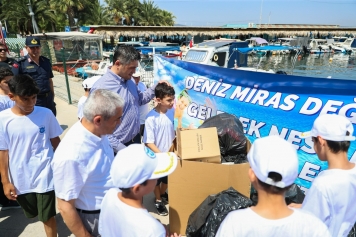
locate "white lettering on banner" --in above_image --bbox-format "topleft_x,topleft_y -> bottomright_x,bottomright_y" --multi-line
201,80 -> 217,94
280,94 -> 300,111
251,90 -> 270,105
320,100 -> 344,114
215,84 -> 232,98
300,137 -> 315,154
287,130 -> 302,150
264,93 -> 282,108
339,103 -> 356,124
299,162 -> 321,182
245,88 -> 257,103
193,78 -> 205,91
211,82 -> 222,95
185,76 -> 195,89
269,125 -> 288,138
187,102 -> 212,120
229,86 -> 250,101
247,120 -> 266,137
299,97 -> 323,115
239,117 -> 250,133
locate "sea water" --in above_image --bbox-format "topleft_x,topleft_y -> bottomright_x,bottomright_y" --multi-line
249,53 -> 356,80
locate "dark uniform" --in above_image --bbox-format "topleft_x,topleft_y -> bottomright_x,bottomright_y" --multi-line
12,37 -> 56,116
0,57 -> 16,69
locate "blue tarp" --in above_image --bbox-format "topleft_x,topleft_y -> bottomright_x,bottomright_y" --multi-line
236,45 -> 292,53
136,46 -> 181,55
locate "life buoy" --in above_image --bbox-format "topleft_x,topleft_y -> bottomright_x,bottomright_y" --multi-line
213,54 -> 218,61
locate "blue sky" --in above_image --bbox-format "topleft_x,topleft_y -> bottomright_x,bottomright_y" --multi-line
100,0 -> 356,27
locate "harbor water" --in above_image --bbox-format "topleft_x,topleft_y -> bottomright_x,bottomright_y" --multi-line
250,53 -> 356,80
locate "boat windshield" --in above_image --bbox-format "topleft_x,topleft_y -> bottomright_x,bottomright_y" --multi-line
185,50 -> 208,62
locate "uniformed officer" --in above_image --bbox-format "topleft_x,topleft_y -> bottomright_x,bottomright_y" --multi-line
0,43 -> 16,69
12,36 -> 56,116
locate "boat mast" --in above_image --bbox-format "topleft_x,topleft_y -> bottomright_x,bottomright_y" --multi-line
259,0 -> 264,28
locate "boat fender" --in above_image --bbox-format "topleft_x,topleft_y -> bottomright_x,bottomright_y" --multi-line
213,54 -> 218,61
276,70 -> 288,75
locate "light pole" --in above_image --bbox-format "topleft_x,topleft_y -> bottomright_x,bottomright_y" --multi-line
27,0 -> 39,34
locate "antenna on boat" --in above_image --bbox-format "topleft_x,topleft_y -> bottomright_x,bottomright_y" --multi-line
259,0 -> 264,28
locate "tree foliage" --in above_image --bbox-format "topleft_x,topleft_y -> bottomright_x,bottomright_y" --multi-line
0,0 -> 175,34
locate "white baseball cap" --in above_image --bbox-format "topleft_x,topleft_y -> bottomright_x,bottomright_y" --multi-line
132,71 -> 142,77
82,76 -> 100,89
300,114 -> 355,141
247,136 -> 298,188
111,144 -> 178,189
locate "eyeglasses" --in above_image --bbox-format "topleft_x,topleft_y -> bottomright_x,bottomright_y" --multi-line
0,49 -> 6,52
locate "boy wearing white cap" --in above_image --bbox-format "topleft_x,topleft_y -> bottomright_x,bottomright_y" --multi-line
99,144 -> 180,237
77,76 -> 100,119
299,114 -> 356,237
216,136 -> 330,237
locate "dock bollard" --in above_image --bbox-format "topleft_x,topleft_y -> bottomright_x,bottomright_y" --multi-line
61,48 -> 72,104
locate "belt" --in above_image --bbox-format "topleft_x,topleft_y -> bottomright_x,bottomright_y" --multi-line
76,208 -> 101,214
37,92 -> 50,97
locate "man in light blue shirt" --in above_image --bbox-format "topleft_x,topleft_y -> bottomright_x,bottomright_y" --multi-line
91,46 -> 159,152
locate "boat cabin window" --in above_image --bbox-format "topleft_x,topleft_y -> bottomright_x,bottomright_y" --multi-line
185,50 -> 208,62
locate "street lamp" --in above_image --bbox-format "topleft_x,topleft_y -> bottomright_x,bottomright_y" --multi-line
27,0 -> 39,34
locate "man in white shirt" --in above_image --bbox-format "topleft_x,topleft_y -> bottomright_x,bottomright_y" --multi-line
299,114 -> 356,237
52,89 -> 124,237
132,71 -> 149,138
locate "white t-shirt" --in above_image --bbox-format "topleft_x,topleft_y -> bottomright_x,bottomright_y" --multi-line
302,165 -> 356,237
143,108 -> 175,152
0,95 -> 14,112
99,188 -> 166,237
52,121 -> 115,210
0,107 -> 63,194
137,82 -> 149,125
77,95 -> 87,119
216,208 -> 331,237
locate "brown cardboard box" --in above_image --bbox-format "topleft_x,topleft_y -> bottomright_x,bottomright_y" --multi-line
176,127 -> 221,163
169,160 -> 251,235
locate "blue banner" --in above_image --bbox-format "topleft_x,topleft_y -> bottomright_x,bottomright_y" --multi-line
154,55 -> 356,192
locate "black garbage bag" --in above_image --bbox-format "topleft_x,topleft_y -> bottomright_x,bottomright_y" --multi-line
250,184 -> 305,206
348,222 -> 356,237
284,184 -> 305,205
199,113 -> 248,164
186,187 -> 253,237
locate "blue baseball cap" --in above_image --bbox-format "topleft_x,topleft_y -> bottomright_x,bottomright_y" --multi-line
25,36 -> 41,47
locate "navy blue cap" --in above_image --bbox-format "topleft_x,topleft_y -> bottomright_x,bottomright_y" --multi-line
25,36 -> 41,47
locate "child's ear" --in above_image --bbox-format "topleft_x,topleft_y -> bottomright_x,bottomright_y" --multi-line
8,93 -> 15,101
156,98 -> 162,104
248,168 -> 257,183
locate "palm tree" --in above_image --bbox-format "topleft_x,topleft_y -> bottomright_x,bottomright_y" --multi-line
78,0 -> 113,25
105,0 -> 131,25
139,0 -> 160,26
1,0 -> 57,33
158,10 -> 175,26
49,0 -> 89,27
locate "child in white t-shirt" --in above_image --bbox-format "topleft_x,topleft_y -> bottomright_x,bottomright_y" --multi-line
0,74 -> 63,236
99,144 -> 180,237
0,67 -> 15,112
298,114 -> 356,237
216,136 -> 331,237
77,76 -> 100,119
143,83 -> 175,216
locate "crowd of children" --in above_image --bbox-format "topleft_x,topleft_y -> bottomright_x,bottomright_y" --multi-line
0,63 -> 356,237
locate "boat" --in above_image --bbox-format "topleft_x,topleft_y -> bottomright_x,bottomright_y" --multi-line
340,37 -> 356,54
180,39 -> 291,74
308,39 -> 333,54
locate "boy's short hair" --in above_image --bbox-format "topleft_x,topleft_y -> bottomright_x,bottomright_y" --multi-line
0,67 -> 13,81
318,131 -> 351,153
154,83 -> 175,99
119,180 -> 148,194
8,74 -> 40,96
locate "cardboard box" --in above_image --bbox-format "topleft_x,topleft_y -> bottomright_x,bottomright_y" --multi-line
169,160 -> 251,235
176,127 -> 221,163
